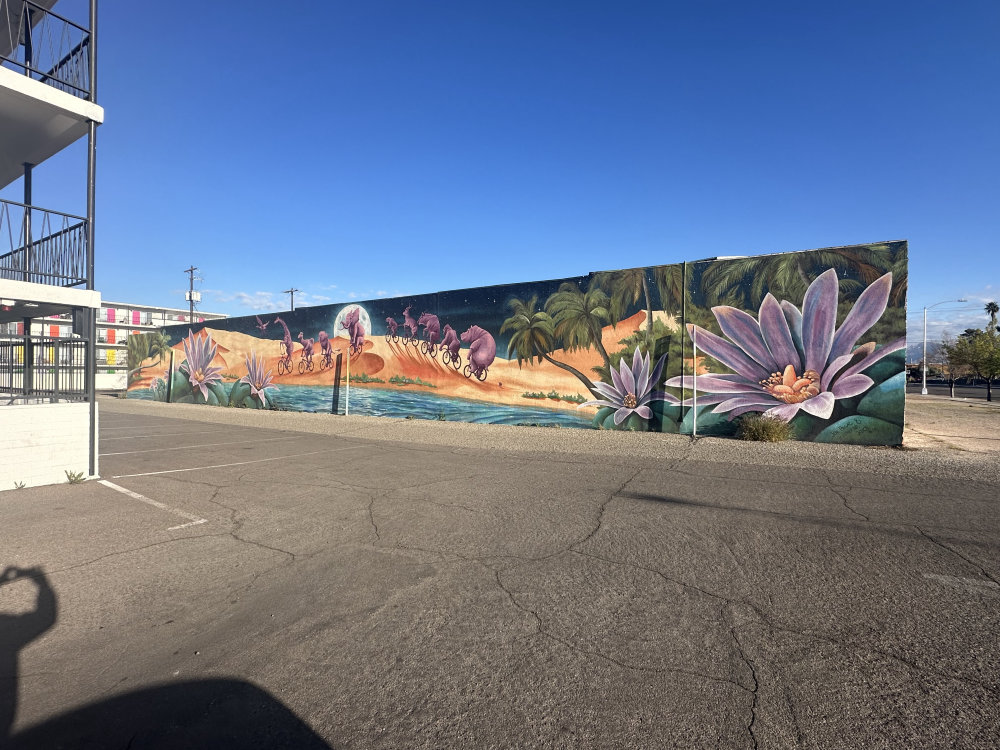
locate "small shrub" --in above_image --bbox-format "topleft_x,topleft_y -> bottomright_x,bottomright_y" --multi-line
736,414 -> 793,442
65,470 -> 87,484
14,481 -> 25,489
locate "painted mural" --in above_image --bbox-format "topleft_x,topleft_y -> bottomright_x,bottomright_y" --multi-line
128,241 -> 907,445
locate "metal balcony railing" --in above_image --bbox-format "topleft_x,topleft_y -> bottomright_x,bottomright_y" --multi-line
0,0 -> 91,99
0,334 -> 89,401
0,198 -> 89,286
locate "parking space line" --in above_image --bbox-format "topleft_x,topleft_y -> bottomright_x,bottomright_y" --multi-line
101,429 -> 236,441
100,434 -> 303,457
98,479 -> 209,531
109,445 -> 366,478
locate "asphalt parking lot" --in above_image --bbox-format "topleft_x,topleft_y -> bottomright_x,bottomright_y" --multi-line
2,398 -> 998,748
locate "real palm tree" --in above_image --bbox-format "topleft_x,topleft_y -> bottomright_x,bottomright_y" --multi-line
500,296 -> 595,393
986,300 -> 999,330
544,282 -> 612,372
592,268 -> 653,347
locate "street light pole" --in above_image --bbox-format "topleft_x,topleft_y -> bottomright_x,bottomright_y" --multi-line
922,298 -> 966,395
283,288 -> 299,312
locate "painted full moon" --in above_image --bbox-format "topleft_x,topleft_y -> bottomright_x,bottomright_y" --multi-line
332,304 -> 373,340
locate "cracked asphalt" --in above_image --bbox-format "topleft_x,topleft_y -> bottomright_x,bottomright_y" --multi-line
1,395 -> 998,749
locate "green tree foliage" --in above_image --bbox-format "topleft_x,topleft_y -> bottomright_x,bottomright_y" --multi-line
943,327 -> 1000,401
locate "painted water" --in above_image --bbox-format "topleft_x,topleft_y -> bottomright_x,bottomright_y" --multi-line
130,383 -> 593,428
275,384 -> 592,427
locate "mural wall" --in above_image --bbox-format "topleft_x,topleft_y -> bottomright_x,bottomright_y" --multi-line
128,241 -> 907,445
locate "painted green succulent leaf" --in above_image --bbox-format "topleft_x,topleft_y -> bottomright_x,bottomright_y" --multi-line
857,372 -> 905,426
680,405 -> 737,437
168,371 -> 193,402
243,395 -> 264,409
650,401 -> 683,431
862,351 -> 905,385
815,415 -> 902,445
600,410 -> 619,430
593,406 -> 615,429
789,411 -> 826,441
228,380 -> 252,407
622,413 -> 650,432
658,418 -> 680,434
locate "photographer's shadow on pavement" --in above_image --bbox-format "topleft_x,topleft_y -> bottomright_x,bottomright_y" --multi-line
2,567 -> 332,749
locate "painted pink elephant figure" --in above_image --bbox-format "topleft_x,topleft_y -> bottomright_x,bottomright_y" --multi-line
440,324 -> 462,369
441,324 -> 460,357
341,307 -> 366,356
460,325 -> 495,381
417,312 -> 441,356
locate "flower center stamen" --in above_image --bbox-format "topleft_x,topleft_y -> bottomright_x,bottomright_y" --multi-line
760,365 -> 820,404
623,392 -> 637,409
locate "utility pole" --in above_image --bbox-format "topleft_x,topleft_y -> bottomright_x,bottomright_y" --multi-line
184,266 -> 198,321
284,287 -> 300,312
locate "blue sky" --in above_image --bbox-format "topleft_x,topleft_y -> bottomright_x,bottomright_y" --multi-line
7,1 -> 998,350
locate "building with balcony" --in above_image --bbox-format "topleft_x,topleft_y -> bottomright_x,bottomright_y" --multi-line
0,0 -> 102,489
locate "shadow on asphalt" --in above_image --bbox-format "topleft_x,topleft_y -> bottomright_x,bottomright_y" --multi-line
2,569 -> 331,750
1,566 -> 57,741
9,679 -> 333,750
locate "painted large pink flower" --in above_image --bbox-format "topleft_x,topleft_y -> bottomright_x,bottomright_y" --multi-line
179,329 -> 223,400
665,269 -> 904,421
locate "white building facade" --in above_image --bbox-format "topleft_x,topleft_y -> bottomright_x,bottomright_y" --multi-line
0,0 -> 103,489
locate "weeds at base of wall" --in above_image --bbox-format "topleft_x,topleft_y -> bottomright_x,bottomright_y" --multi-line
13,481 -> 25,490
735,414 -> 793,442
65,470 -> 87,484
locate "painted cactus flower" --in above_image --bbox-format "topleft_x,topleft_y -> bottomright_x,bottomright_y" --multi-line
241,350 -> 274,406
580,348 -> 676,425
665,269 -> 904,421
179,329 -> 223,400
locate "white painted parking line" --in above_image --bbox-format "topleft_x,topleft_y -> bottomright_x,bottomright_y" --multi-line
98,479 -> 209,531
923,573 -> 999,592
100,434 -> 303,457
101,429 -> 235,441
110,445 -> 365,479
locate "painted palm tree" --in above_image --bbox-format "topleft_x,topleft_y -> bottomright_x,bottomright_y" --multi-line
699,246 -> 898,309
652,264 -> 685,315
126,334 -> 150,381
500,296 -> 595,393
544,282 -> 612,372
127,331 -> 173,382
986,301 -> 999,330
146,330 -> 172,364
592,268 -> 653,347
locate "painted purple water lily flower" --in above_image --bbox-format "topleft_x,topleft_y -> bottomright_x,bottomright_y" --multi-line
179,329 -> 223,400
580,348 -> 676,425
241,350 -> 274,406
665,269 -> 904,421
